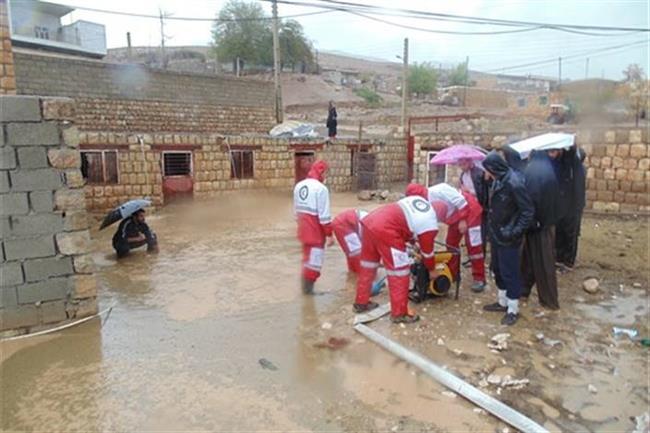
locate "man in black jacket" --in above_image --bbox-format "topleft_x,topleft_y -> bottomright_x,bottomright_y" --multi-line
482,151 -> 534,326
521,150 -> 561,309
112,210 -> 159,258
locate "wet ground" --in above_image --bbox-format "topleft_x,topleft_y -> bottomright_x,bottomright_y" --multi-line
1,192 -> 648,432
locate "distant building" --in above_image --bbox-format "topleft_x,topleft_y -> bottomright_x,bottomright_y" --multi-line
8,0 -> 106,58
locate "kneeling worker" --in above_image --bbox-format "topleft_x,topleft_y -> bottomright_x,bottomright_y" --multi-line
354,183 -> 438,324
112,209 -> 158,258
332,209 -> 368,274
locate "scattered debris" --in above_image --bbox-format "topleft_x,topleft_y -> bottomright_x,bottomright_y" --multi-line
358,190 -> 373,201
441,391 -> 457,398
613,327 -> 639,340
452,349 -> 463,356
487,374 -> 502,385
380,190 -> 390,200
633,412 -> 650,433
588,384 -> 598,394
488,333 -> 511,351
582,278 -> 600,294
478,379 -> 489,388
536,333 -> 563,348
437,338 -> 445,346
258,358 -> 278,371
314,337 -> 350,350
633,282 -> 643,288
473,408 -> 485,415
321,322 -> 333,330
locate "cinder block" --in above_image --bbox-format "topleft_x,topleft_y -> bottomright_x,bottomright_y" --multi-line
601,156 -> 612,168
62,126 -> 80,148
632,181 -> 647,193
0,147 -> 16,170
0,193 -> 29,216
0,262 -> 24,287
23,256 -> 73,282
6,122 -> 59,146
639,158 -> 650,171
16,276 -> 71,304
29,191 -> 53,212
591,145 -> 606,157
64,169 -> 84,188
10,168 -> 62,191
17,146 -> 48,168
623,158 -> 638,170
629,130 -> 643,144
10,213 -> 63,236
620,180 -> 632,192
607,180 -> 619,191
614,191 -> 626,203
4,235 -> 56,260
615,169 -> 628,180
41,97 -> 76,121
586,190 -> 597,201
0,305 -> 39,330
0,286 -> 18,309
597,191 -> 613,201
615,131 -> 628,145
612,156 -> 624,169
0,96 -> 42,122
0,171 -> 9,193
66,298 -> 98,319
55,231 -> 91,255
38,300 -> 68,324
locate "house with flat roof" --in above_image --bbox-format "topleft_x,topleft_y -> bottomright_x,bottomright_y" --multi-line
8,0 -> 106,58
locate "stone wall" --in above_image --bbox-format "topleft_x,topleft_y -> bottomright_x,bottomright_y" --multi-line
0,0 -> 16,94
81,135 -> 407,212
0,95 -> 98,335
413,129 -> 650,214
13,51 -> 276,134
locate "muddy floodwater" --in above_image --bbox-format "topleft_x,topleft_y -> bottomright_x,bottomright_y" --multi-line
2,192 -> 648,432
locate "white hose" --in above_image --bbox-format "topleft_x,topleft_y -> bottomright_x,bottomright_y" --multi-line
0,304 -> 115,342
354,323 -> 549,433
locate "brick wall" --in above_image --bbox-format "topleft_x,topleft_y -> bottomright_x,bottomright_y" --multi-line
81,135 -> 408,212
0,95 -> 98,335
13,51 -> 276,134
0,0 -> 16,94
413,129 -> 650,214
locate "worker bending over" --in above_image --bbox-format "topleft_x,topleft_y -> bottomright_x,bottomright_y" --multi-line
332,209 -> 368,274
354,183 -> 438,324
428,183 -> 486,292
293,160 -> 333,295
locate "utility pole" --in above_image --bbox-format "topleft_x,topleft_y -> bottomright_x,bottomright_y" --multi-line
126,32 -> 132,61
585,57 -> 590,80
463,55 -> 469,107
400,37 -> 409,136
558,57 -> 562,90
159,9 -> 167,69
272,0 -> 283,123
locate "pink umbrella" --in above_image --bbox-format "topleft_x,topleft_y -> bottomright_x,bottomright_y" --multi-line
429,144 -> 487,166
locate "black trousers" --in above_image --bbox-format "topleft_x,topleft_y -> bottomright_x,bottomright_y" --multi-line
521,226 -> 559,309
114,232 -> 158,258
556,210 -> 582,267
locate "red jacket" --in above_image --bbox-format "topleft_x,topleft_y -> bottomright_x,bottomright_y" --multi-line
294,161 -> 332,245
361,196 -> 438,270
432,191 -> 482,226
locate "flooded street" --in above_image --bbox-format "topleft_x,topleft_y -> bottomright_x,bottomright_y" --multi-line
2,192 -> 648,432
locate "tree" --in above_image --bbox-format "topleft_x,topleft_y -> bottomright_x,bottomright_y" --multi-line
449,62 -> 469,86
408,63 -> 438,98
623,63 -> 644,83
212,1 -> 314,72
620,64 -> 649,125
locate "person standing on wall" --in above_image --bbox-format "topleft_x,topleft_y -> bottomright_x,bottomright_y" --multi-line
520,149 -> 561,310
482,151 -> 534,326
353,183 -> 439,324
293,160 -> 334,295
326,101 -> 337,140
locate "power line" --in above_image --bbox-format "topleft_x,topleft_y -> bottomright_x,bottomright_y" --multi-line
293,0 -> 650,33
59,3 -> 334,21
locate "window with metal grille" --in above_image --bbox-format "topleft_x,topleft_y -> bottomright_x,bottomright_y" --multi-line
163,152 -> 192,176
81,151 -> 119,184
34,26 -> 49,39
230,150 -> 254,179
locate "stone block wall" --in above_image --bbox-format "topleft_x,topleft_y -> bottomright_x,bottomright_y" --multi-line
0,95 -> 98,335
13,51 -> 276,135
413,128 -> 650,214
0,0 -> 16,94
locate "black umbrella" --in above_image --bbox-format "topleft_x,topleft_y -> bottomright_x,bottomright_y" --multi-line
99,199 -> 151,230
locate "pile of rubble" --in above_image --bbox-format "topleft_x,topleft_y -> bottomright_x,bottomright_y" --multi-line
357,189 -> 403,202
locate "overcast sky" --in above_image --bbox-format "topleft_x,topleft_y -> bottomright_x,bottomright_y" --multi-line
39,0 -> 650,80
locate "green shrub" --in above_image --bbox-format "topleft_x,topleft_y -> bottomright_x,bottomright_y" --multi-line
355,87 -> 383,107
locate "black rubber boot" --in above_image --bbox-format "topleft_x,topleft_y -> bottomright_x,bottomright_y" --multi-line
483,302 -> 507,312
501,312 -> 519,326
353,301 -> 379,313
302,278 -> 315,295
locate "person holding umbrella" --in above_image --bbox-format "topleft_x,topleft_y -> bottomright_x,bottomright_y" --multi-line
99,199 -> 159,258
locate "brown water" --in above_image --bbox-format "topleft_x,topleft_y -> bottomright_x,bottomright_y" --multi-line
1,193 -> 648,432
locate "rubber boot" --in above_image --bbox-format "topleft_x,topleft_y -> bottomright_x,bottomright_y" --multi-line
302,278 -> 315,295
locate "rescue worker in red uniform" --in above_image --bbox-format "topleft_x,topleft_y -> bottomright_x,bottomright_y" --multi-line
332,209 -> 368,274
428,183 -> 486,292
354,183 -> 439,324
293,160 -> 333,294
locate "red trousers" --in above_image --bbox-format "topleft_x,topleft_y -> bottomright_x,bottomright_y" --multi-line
302,243 -> 325,282
332,226 -> 362,273
446,216 -> 485,283
355,230 -> 411,317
